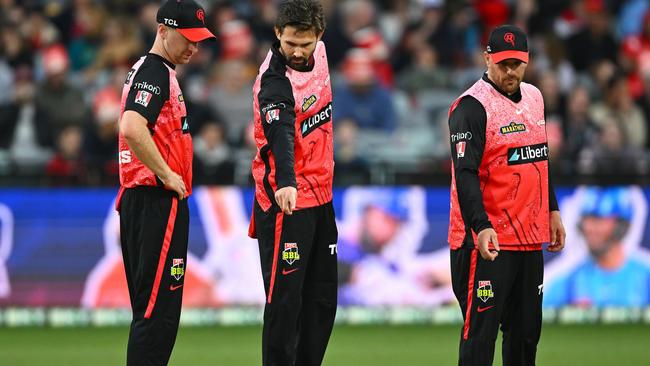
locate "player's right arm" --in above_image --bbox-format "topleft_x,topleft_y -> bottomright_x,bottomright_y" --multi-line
120,111 -> 186,198
258,72 -> 297,214
449,96 -> 498,260
120,59 -> 185,199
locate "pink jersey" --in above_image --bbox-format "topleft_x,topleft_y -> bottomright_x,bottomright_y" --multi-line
117,54 -> 192,207
251,41 -> 334,212
448,79 -> 550,251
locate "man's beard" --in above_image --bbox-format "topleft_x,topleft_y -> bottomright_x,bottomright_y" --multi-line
288,57 -> 309,71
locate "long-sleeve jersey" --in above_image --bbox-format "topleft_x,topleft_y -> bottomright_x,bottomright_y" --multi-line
250,41 -> 334,213
448,74 -> 558,250
116,53 -> 192,209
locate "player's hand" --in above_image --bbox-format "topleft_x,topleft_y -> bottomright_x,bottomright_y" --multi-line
548,210 -> 566,252
477,228 -> 499,261
275,186 -> 297,215
160,170 -> 187,199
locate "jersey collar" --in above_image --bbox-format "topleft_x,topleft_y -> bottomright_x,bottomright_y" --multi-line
482,73 -> 522,103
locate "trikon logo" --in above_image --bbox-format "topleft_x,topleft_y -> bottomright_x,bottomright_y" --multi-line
507,143 -> 548,165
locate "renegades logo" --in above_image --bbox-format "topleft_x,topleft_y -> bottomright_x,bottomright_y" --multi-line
282,243 -> 300,265
477,280 -> 494,303
171,258 -> 185,280
265,109 -> 279,124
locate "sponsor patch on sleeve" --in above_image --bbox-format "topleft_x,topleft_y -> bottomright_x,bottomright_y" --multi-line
261,102 -> 286,124
135,90 -> 152,107
456,141 -> 466,158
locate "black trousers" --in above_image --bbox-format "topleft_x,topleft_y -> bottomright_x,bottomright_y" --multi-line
119,187 -> 189,366
254,200 -> 338,366
451,247 -> 544,366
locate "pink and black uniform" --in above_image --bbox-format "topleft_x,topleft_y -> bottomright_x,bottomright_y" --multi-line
117,51 -> 192,366
447,25 -> 560,366
115,1 -> 214,366
249,40 -> 338,366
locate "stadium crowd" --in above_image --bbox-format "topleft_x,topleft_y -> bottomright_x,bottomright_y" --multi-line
0,0 -> 649,186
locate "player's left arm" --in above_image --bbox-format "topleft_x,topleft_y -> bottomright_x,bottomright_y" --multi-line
548,160 -> 565,252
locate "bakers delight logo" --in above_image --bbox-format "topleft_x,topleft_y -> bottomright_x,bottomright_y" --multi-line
301,102 -> 332,137
507,143 -> 548,165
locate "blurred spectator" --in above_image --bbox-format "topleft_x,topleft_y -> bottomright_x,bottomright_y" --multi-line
617,0 -> 649,39
83,16 -> 142,82
565,0 -> 618,72
3,66 -> 52,171
334,118 -> 370,185
578,118 -> 647,175
0,23 -> 34,69
207,60 -> 255,145
45,126 -> 86,185
33,44 -> 91,149
620,10 -> 650,100
334,49 -> 396,131
590,73 -> 647,149
561,85 -> 600,166
193,122 -> 234,185
83,68 -> 124,185
219,19 -> 255,61
66,1 -> 106,72
396,43 -> 449,94
539,71 -> 566,121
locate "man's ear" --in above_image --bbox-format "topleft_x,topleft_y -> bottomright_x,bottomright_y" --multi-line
317,30 -> 324,41
158,24 -> 167,40
274,27 -> 282,41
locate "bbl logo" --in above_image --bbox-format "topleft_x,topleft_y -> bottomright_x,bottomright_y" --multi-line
477,280 -> 494,303
282,243 -> 300,265
171,258 -> 185,281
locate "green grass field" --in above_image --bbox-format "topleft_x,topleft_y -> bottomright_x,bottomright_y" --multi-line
0,324 -> 648,365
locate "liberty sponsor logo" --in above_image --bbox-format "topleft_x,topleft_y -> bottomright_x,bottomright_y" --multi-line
181,117 -> 189,133
477,280 -> 494,303
133,81 -> 161,95
507,143 -> 548,165
450,131 -> 472,143
282,243 -> 300,265
302,95 -> 317,112
500,122 -> 526,134
301,102 -> 332,137
538,284 -> 544,295
135,90 -> 152,107
171,258 -> 185,281
456,141 -> 466,158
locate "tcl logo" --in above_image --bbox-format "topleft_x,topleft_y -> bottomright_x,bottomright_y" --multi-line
118,150 -> 132,164
164,18 -> 178,27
